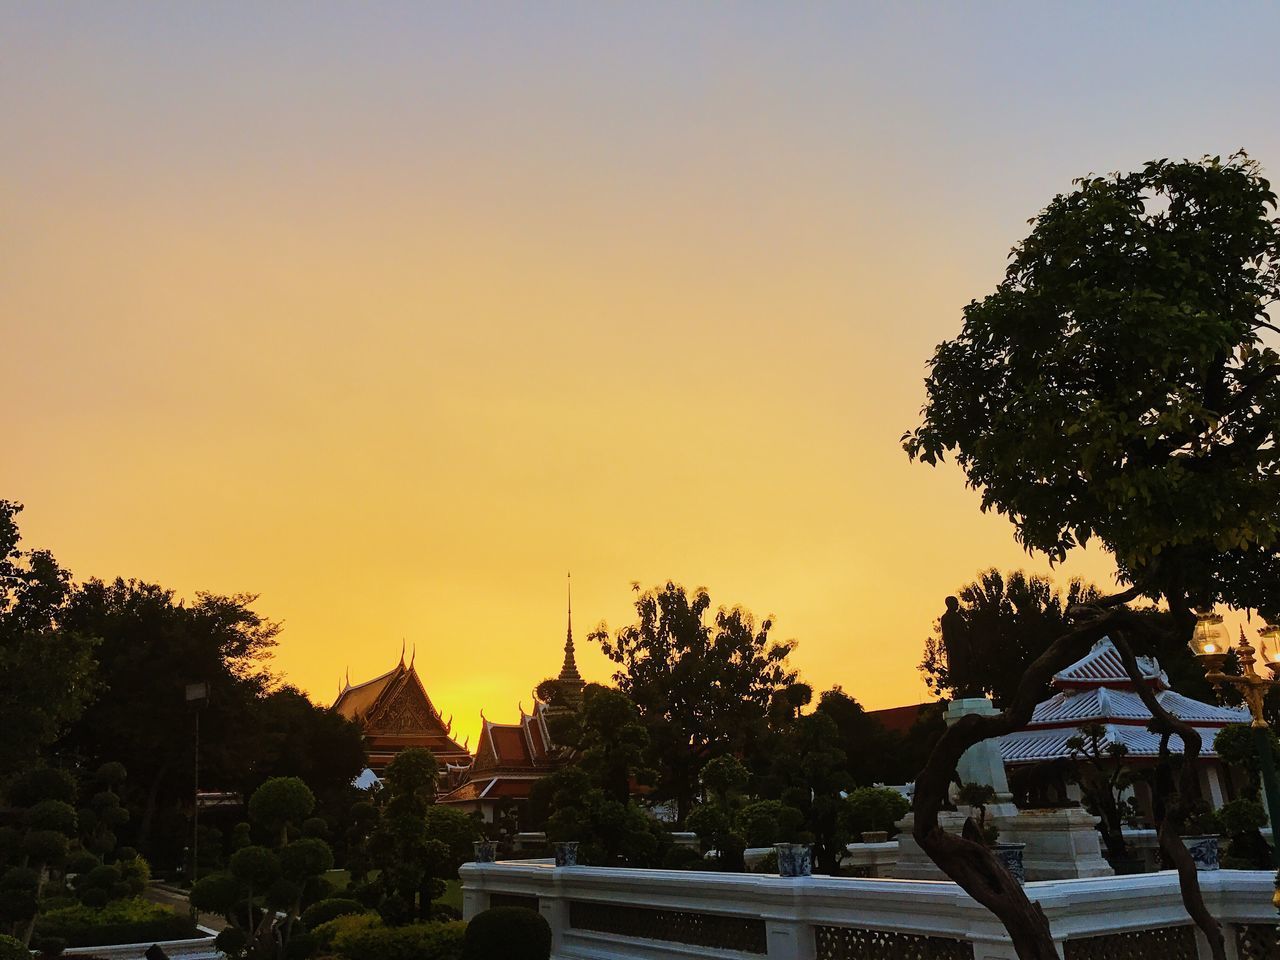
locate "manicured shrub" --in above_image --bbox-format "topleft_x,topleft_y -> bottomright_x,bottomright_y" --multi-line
842,786 -> 910,840
280,838 -> 333,882
37,895 -> 197,947
65,851 -> 100,876
301,897 -> 365,930
337,920 -> 465,960
430,902 -> 462,922
310,911 -> 381,952
26,800 -> 78,835
0,933 -> 30,960
463,907 -> 551,960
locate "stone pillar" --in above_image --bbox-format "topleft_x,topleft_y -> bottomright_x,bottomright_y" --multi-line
539,896 -> 569,955
766,919 -> 817,960
946,698 -> 1016,815
461,885 -> 488,921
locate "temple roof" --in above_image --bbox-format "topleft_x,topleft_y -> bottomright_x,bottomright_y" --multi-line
331,651 -> 469,763
1051,638 -> 1165,689
999,637 -> 1248,765
333,664 -> 402,722
1001,723 -> 1233,764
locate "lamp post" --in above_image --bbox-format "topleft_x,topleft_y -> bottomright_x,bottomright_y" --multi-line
1187,610 -> 1280,869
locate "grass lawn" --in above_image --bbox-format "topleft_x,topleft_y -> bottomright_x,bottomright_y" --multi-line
438,880 -> 463,912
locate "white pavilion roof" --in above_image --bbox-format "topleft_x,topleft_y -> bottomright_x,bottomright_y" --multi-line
999,638 -> 1249,765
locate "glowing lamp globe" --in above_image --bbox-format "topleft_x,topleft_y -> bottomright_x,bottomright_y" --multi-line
1260,623 -> 1280,680
1189,609 -> 1229,675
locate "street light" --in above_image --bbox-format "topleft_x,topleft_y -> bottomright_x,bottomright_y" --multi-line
1188,610 -> 1280,874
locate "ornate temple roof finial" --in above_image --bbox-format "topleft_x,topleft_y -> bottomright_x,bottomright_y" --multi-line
409,642 -> 416,670
399,638 -> 406,668
560,571 -> 583,683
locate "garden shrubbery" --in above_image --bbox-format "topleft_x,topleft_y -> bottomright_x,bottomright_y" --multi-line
36,896 -> 195,947
310,911 -> 382,953
0,934 -> 29,960
300,897 -> 365,930
335,920 -> 466,960
462,907 -> 551,960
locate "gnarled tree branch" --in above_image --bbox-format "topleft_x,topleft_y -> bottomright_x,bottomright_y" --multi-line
1109,627 -> 1226,960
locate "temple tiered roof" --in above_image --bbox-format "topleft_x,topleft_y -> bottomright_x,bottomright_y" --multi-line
999,638 -> 1248,765
438,578 -> 581,813
333,646 -> 470,774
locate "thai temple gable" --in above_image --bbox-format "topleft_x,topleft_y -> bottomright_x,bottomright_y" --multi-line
332,648 -> 470,774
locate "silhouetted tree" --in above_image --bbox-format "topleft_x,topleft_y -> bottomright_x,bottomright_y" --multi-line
0,500 -> 96,772
594,582 -> 796,824
55,579 -> 364,865
904,153 -> 1280,960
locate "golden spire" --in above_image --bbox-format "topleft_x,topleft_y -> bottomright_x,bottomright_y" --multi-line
560,571 -> 583,683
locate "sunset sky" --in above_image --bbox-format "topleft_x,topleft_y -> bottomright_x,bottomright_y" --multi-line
5,4 -> 1280,746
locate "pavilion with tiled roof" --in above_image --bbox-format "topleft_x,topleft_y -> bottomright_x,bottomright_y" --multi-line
332,645 -> 470,775
999,637 -> 1249,810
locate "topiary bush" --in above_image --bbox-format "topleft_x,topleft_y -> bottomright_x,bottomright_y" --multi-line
36,896 -> 197,947
0,934 -> 30,960
300,896 -> 365,930
462,907 -> 551,960
310,911 -> 381,952
337,920 -> 466,960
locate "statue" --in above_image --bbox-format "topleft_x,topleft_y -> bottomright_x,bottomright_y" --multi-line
940,595 -> 980,699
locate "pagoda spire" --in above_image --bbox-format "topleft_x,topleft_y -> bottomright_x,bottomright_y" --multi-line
560,572 -> 583,683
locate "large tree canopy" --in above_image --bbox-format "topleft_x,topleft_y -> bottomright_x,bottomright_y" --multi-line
0,500 -> 96,771
593,582 -> 796,823
902,154 -> 1280,960
55,578 -> 364,864
905,153 -> 1280,614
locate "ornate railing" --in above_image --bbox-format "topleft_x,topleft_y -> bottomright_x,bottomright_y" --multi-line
1236,923 -> 1280,960
815,925 -> 973,960
569,899 -> 768,954
1063,926 -> 1198,960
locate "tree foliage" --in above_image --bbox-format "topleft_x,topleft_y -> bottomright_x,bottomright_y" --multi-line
594,582 -> 796,822
902,153 -> 1280,960
905,153 -> 1280,616
55,578 -> 365,865
0,501 -> 96,771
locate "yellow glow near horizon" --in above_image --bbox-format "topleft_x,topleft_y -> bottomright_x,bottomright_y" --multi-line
5,4 -> 1279,748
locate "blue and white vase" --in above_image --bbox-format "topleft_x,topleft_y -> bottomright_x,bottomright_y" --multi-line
554,841 -> 579,867
473,841 -> 497,864
1183,835 -> 1220,872
775,843 -> 812,878
993,842 -> 1026,884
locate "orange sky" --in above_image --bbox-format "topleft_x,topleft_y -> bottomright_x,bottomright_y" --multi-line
5,4 -> 1280,747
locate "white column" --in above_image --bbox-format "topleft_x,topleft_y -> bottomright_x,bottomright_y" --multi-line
461,886 -> 488,921
765,919 -> 816,960
540,895 -> 569,956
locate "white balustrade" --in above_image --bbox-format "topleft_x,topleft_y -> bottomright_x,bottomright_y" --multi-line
461,861 -> 1279,960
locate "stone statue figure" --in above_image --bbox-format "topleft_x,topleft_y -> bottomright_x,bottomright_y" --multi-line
940,595 -> 979,699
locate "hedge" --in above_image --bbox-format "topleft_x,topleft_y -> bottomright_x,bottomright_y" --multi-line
336,921 -> 466,960
463,907 -> 551,960
0,934 -> 28,960
37,896 -> 197,947
310,912 -> 381,952
300,896 -> 365,930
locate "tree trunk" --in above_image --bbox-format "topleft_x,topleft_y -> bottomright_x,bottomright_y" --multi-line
1109,630 -> 1225,960
137,763 -> 169,857
912,597 -> 1137,960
